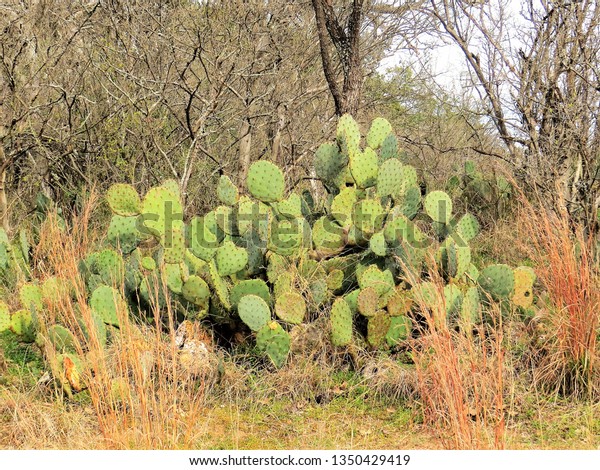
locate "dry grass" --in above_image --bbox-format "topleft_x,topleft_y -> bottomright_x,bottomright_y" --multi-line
517,199 -> 600,398
407,264 -> 508,449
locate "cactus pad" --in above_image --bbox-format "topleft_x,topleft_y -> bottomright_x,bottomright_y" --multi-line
424,190 -> 453,224
238,294 -> 271,331
478,264 -> 515,301
19,283 -> 43,313
0,301 -> 10,332
48,324 -> 78,353
107,215 -> 142,254
231,279 -> 271,308
182,275 -> 211,306
376,158 -> 403,199
386,287 -> 413,317
162,227 -> 186,264
247,161 -> 285,202
312,217 -> 345,256
330,298 -> 353,346
275,291 -> 306,324
141,186 -> 184,237
367,117 -> 393,149
106,183 -> 141,216
357,287 -> 379,317
256,321 -> 290,368
350,147 -> 379,188
386,315 -> 412,346
367,311 -> 391,347
217,175 -> 239,206
90,285 -> 126,327
454,213 -> 480,243
512,266 -> 536,308
216,241 -> 248,276
331,187 -> 357,229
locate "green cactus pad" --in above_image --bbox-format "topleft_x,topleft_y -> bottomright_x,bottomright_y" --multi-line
444,284 -> 463,317
380,133 -> 399,161
41,277 -> 71,305
312,217 -> 345,257
141,256 -> 156,271
182,275 -> 211,306
107,215 -> 142,254
326,269 -> 344,291
0,301 -> 10,332
95,249 -> 124,285
358,287 -> 379,317
358,265 -> 394,296
162,227 -> 186,264
10,309 -> 36,342
367,311 -> 392,348
512,266 -> 536,308
274,271 -> 294,299
308,278 -> 329,307
274,193 -> 303,219
275,291 -> 306,324
19,283 -> 43,313
247,161 -> 285,203
238,294 -> 271,331
48,324 -> 78,353
414,282 -> 439,309
337,114 -> 361,153
141,186 -> 184,237
217,175 -> 239,206
331,187 -> 357,229
352,199 -> 385,235
256,321 -> 290,368
367,117 -> 393,149
369,230 -> 387,256
231,279 -> 271,309
330,298 -> 353,347
446,239 -> 471,280
399,165 -> 419,196
350,147 -> 379,189
90,285 -> 126,327
208,260 -> 231,310
315,143 -> 346,185
106,183 -> 141,216
454,213 -> 480,243
397,186 -> 421,220
376,158 -> 404,199
343,289 -> 360,314
188,216 -> 220,261
164,263 -> 184,294
216,241 -> 248,277
478,264 -> 515,301
386,315 -> 412,346
424,190 -> 453,224
461,286 -> 481,324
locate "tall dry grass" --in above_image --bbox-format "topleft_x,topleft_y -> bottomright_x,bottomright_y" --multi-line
407,265 -> 508,449
518,199 -> 600,398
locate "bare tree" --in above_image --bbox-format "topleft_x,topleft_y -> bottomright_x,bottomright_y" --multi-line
428,0 -> 600,227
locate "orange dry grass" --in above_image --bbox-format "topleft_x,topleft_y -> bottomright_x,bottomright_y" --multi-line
518,202 -> 600,397
23,192 -> 211,448
408,266 -> 507,449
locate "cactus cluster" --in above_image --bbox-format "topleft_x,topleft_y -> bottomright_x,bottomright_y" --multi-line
0,115 -> 537,383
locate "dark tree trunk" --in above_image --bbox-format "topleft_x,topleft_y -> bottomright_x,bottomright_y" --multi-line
311,0 -> 364,116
